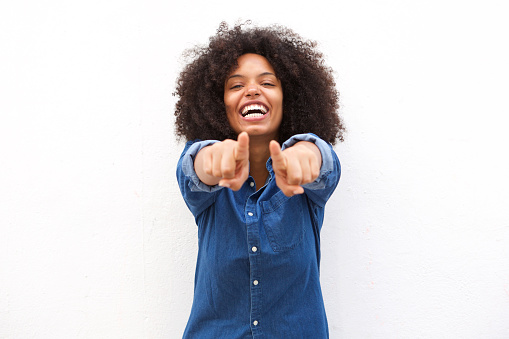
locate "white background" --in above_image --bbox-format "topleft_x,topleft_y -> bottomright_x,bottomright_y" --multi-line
1,0 -> 508,338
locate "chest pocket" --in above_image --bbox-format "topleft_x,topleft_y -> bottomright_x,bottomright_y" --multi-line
261,191 -> 307,252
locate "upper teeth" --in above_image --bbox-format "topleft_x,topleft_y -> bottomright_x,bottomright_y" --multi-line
242,104 -> 268,116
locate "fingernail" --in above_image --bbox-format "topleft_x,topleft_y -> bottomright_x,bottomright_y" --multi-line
219,182 -> 230,188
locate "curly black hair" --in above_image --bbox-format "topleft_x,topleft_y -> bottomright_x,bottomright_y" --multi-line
174,22 -> 345,145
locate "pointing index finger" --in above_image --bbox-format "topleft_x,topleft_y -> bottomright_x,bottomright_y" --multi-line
269,140 -> 286,170
234,132 -> 250,161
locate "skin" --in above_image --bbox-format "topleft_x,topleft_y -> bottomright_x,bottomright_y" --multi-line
194,54 -> 322,197
224,53 -> 283,143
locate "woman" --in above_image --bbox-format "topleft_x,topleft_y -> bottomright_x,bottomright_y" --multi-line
175,22 -> 345,338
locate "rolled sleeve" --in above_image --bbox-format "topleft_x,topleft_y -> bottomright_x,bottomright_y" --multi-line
177,140 -> 225,218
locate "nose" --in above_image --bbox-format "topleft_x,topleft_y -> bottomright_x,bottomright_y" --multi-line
245,83 -> 260,97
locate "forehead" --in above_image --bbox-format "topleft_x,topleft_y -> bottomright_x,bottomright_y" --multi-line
229,53 -> 276,75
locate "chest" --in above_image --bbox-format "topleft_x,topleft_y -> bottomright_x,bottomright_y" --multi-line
195,186 -> 322,277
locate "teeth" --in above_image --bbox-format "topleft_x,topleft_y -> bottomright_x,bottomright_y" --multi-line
244,113 -> 264,118
241,104 -> 268,116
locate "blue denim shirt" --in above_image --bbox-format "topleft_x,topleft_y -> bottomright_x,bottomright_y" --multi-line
177,134 -> 341,339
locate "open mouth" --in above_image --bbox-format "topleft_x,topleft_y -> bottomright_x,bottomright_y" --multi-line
241,104 -> 268,118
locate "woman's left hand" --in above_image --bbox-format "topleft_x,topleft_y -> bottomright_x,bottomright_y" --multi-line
269,140 -> 322,197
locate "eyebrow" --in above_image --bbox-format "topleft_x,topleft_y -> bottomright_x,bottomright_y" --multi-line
227,72 -> 277,80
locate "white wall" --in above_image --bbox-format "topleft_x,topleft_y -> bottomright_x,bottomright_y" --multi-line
1,0 -> 508,338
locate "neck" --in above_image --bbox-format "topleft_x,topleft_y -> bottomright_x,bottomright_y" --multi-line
248,135 -> 273,189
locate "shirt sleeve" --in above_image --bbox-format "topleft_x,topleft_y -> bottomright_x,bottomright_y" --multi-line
176,139 -> 223,218
281,133 -> 341,207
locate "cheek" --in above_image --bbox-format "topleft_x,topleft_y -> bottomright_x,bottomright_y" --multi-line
224,94 -> 237,113
272,88 -> 283,107
224,102 -> 238,127
225,104 -> 237,121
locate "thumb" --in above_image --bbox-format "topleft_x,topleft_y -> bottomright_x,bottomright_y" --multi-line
235,132 -> 250,161
269,140 -> 286,170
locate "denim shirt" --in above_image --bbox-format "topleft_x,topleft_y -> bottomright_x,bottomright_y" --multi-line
177,134 -> 341,339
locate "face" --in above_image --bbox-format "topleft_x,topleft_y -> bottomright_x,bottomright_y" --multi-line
224,53 -> 283,141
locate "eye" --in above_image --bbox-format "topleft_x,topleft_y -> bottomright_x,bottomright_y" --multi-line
262,82 -> 275,87
230,84 -> 243,90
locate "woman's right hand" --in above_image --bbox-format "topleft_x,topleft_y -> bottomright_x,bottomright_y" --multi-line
194,132 -> 250,190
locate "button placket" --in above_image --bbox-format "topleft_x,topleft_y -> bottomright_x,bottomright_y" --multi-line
245,195 -> 261,335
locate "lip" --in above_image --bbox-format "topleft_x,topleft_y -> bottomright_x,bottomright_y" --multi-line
239,100 -> 270,121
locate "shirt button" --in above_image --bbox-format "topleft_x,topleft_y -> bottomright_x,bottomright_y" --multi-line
250,182 -> 255,187
247,212 -> 253,216
253,320 -> 259,326
253,280 -> 259,286
251,246 -> 258,253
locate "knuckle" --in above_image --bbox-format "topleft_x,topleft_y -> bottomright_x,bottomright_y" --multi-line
288,173 -> 302,185
222,168 -> 234,178
211,143 -> 222,152
212,168 -> 222,178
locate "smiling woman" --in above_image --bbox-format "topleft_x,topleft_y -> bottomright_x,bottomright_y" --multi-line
174,22 -> 344,338
174,21 -> 344,145
224,53 -> 283,142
